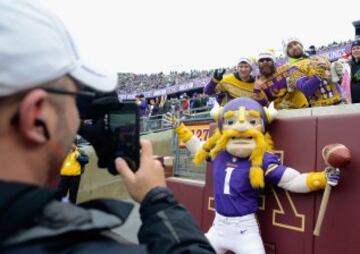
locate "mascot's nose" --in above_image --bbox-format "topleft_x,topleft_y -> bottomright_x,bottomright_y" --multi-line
233,121 -> 249,132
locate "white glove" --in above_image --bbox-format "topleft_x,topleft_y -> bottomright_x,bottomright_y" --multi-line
162,112 -> 181,128
334,61 -> 344,76
330,62 -> 342,83
286,77 -> 294,92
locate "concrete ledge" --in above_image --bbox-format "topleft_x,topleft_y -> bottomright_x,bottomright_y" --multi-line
277,103 -> 360,119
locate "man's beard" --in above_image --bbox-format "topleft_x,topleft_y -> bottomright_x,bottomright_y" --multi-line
260,65 -> 275,78
289,48 -> 303,58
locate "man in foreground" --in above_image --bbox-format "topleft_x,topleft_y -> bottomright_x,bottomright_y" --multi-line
0,1 -> 214,253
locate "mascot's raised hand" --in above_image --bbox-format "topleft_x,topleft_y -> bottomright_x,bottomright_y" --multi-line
163,112 -> 181,128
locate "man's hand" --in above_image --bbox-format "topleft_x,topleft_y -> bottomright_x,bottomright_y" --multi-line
325,167 -> 340,187
254,79 -> 263,90
213,69 -> 226,82
116,140 -> 166,202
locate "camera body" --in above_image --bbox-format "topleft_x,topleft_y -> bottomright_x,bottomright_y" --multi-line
77,93 -> 140,175
106,104 -> 140,174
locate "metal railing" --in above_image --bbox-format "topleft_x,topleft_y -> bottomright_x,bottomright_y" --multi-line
139,108 -> 212,179
140,106 -> 212,135
171,122 -> 207,180
140,115 -> 173,135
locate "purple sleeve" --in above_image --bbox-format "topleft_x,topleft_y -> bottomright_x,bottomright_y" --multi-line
139,100 -> 148,115
140,100 -> 148,110
204,79 -> 219,95
263,153 -> 287,185
295,74 -> 322,98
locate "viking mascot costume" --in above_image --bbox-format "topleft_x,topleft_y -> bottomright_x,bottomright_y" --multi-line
172,97 -> 340,254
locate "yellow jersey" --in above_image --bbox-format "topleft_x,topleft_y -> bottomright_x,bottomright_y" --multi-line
60,149 -> 81,176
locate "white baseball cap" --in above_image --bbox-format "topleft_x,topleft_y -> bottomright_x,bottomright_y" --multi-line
0,0 -> 117,97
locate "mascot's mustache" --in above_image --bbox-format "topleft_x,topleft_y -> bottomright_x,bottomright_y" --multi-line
222,129 -> 265,142
209,128 -> 266,160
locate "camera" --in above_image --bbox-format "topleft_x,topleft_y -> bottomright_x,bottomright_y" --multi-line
106,104 -> 140,173
77,91 -> 140,175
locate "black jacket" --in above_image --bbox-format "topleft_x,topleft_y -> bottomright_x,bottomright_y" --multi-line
0,181 -> 214,254
350,59 -> 360,103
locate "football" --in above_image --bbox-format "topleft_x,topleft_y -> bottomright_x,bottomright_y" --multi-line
322,144 -> 351,168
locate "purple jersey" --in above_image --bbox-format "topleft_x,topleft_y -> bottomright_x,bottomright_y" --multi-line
139,99 -> 148,116
212,151 -> 286,216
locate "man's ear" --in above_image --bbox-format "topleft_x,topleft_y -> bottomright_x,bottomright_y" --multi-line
17,89 -> 49,144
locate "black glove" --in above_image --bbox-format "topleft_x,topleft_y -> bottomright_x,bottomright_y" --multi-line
213,69 -> 226,81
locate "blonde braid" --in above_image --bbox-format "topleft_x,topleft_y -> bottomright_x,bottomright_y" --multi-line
248,131 -> 268,189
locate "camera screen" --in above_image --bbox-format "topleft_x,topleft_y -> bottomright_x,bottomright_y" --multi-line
108,110 -> 136,130
108,110 -> 136,149
108,109 -> 139,171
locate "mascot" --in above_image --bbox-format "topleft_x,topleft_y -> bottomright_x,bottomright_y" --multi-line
169,97 -> 340,254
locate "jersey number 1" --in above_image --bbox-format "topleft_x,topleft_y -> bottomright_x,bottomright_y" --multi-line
224,167 -> 235,195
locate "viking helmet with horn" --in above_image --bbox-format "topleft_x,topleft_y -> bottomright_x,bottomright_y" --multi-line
217,97 -> 277,132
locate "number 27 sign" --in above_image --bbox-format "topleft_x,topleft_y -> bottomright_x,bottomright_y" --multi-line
179,124 -> 210,147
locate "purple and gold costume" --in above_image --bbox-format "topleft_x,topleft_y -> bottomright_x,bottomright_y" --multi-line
254,65 -> 309,109
204,73 -> 255,105
287,57 -> 343,107
212,151 -> 286,216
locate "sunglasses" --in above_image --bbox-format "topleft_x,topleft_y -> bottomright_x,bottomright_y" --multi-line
42,87 -> 96,99
258,58 -> 273,63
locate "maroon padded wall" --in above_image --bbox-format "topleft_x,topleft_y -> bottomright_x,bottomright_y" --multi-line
314,113 -> 360,254
257,117 -> 317,254
167,178 -> 205,226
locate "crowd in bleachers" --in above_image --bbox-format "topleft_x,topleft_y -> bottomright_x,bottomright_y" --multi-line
119,37 -> 360,132
117,41 -> 351,96
317,40 -> 352,51
118,70 -> 212,94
